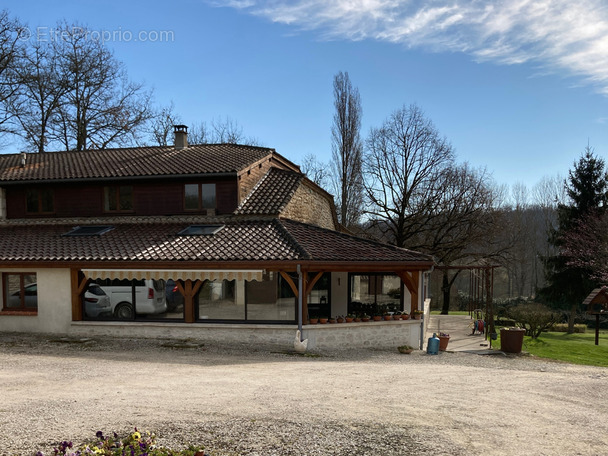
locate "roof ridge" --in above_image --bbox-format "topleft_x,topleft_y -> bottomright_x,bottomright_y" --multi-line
279,217 -> 434,260
273,218 -> 311,260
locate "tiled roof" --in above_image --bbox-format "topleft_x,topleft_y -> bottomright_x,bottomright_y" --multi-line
236,168 -> 303,215
280,219 -> 434,263
0,219 -> 301,262
0,144 -> 274,182
0,217 -> 433,265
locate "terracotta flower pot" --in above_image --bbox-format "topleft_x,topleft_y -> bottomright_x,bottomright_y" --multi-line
309,318 -> 318,325
438,336 -> 450,351
383,315 -> 393,321
373,316 -> 382,321
361,317 -> 370,322
319,318 -> 328,324
401,314 -> 410,320
393,315 -> 401,320
345,317 -> 354,323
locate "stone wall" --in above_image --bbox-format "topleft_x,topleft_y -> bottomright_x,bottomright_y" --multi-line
68,319 -> 423,351
281,181 -> 337,230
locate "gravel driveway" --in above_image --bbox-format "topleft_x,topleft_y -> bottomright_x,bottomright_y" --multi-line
1,332 -> 607,456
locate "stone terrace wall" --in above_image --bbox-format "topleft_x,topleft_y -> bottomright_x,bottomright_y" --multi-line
68,320 -> 423,351
281,181 -> 337,230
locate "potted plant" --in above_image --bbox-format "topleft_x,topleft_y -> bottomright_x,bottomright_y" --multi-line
328,316 -> 337,324
361,314 -> 370,322
336,315 -> 345,323
345,314 -> 354,323
438,332 -> 450,351
412,310 -> 423,320
319,316 -> 328,324
393,311 -> 402,321
398,345 -> 414,354
401,312 -> 410,320
309,317 -> 318,325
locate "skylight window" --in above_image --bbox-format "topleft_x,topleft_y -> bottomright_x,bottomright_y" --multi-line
178,225 -> 224,236
63,225 -> 114,236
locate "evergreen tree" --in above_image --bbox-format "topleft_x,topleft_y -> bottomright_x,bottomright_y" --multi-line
539,146 -> 608,332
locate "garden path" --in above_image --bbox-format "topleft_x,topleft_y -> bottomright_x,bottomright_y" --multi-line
425,313 -> 500,353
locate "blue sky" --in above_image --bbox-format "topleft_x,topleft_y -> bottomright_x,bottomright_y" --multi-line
3,0 -> 608,194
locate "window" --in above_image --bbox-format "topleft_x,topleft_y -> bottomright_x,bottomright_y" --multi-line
63,225 -> 114,236
104,186 -> 133,212
26,188 -> 54,213
2,273 -> 37,311
178,225 -> 223,236
184,183 -> 216,211
349,273 -> 402,315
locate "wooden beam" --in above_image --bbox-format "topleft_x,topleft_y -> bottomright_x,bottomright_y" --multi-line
180,280 -> 196,323
279,271 -> 299,297
305,271 -> 324,297
71,269 -> 83,321
397,271 -> 419,312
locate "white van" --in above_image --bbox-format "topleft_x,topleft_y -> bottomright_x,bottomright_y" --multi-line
93,279 -> 167,319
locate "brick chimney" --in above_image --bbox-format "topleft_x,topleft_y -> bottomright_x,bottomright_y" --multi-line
174,125 -> 188,150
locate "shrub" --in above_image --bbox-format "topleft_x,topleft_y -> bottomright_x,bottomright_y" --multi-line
506,303 -> 559,339
550,323 -> 587,333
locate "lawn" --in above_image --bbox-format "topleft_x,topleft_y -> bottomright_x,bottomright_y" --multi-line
506,331 -> 608,367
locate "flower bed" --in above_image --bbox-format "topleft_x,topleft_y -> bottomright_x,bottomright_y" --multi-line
35,429 -> 208,456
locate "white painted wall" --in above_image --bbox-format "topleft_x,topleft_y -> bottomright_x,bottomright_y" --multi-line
331,272 -> 348,317
0,268 -> 72,334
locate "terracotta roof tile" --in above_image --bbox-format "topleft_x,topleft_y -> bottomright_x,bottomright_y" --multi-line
279,218 -> 434,263
0,144 -> 273,182
0,218 -> 433,265
236,168 -> 303,215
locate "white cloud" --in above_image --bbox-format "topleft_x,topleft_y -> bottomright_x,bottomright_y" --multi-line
211,0 -> 608,93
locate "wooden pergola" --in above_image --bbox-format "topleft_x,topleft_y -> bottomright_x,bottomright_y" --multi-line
69,259 -> 433,325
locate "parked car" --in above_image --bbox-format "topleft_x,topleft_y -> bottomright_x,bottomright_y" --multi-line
93,279 -> 167,319
165,279 -> 184,311
6,283 -> 38,308
83,284 -> 112,318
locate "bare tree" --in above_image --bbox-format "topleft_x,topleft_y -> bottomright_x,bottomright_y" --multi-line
562,210 -> 608,282
4,40 -> 68,152
301,153 -> 329,187
49,23 -> 152,151
364,103 -> 454,248
416,164 -> 500,313
184,117 -> 261,146
148,102 -> 181,146
0,10 -> 22,139
187,121 -> 210,145
331,71 -> 364,228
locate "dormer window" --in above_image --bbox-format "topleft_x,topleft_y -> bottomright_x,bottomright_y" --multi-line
104,185 -> 133,212
26,188 -> 54,214
184,183 -> 216,211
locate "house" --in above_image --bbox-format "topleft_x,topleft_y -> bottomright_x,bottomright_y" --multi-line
0,126 -> 434,350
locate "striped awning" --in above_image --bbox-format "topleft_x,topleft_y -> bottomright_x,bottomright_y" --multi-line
81,269 -> 264,282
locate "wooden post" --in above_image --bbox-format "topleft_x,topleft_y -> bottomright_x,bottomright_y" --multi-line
71,269 -> 89,321
397,271 -> 419,312
177,280 -> 202,323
